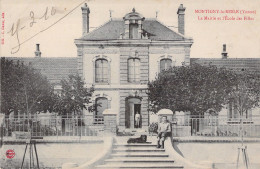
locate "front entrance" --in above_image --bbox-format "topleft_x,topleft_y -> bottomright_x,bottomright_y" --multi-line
134,104 -> 141,128
125,97 -> 141,129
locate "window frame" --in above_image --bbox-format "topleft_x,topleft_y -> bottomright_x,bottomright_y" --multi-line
127,57 -> 141,83
129,23 -> 139,39
94,58 -> 110,84
160,58 -> 172,72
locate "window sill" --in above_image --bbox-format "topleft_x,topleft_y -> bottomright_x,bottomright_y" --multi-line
227,120 -> 254,124
95,82 -> 110,85
127,82 -> 141,84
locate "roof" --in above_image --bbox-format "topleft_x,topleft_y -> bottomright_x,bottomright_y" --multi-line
191,58 -> 260,73
81,19 -> 187,41
4,57 -> 78,85
123,8 -> 144,20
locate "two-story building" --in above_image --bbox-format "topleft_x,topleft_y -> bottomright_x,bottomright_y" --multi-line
75,3 -> 193,130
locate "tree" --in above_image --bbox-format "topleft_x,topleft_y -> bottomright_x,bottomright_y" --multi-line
54,74 -> 94,116
228,70 -> 260,118
148,63 -> 238,116
1,58 -> 56,117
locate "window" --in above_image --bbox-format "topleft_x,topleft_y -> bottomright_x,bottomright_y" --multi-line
95,59 -> 109,83
160,58 -> 172,72
128,58 -> 140,82
129,23 -> 138,39
95,97 -> 108,118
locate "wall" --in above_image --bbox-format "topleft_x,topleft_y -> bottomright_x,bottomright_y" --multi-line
119,46 -> 149,84
149,46 -> 188,81
119,89 -> 149,129
82,46 -> 120,85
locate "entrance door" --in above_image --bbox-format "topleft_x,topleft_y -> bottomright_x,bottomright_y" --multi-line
125,97 -> 141,128
134,104 -> 141,128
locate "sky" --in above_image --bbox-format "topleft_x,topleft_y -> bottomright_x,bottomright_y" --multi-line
0,0 -> 259,58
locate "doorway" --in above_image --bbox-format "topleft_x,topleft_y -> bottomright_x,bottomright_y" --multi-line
125,97 -> 141,129
134,104 -> 141,128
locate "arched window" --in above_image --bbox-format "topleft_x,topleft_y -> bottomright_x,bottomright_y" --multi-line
160,58 -> 172,72
128,58 -> 140,82
95,97 -> 108,118
95,59 -> 108,83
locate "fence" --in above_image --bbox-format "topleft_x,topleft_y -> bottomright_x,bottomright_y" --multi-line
171,115 -> 260,137
2,114 -> 104,137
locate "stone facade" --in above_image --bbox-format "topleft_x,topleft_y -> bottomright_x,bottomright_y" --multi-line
75,4 -> 193,130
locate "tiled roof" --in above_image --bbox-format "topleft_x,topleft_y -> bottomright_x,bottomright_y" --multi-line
4,57 -> 78,85
81,19 -> 186,41
191,58 -> 260,73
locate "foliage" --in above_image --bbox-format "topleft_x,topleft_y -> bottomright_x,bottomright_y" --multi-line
4,120 -> 57,136
1,58 -> 56,116
228,70 -> 260,116
54,74 -> 94,116
148,64 -> 239,115
149,122 -> 158,134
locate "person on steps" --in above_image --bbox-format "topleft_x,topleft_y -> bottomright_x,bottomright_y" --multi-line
157,116 -> 171,149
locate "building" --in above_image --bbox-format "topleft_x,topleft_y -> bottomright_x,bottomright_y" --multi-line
5,44 -> 78,89
75,3 -> 193,130
4,4 -> 259,132
191,44 -> 260,122
191,44 -> 260,74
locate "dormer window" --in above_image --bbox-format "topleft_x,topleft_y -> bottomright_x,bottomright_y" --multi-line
129,23 -> 138,39
123,8 -> 145,39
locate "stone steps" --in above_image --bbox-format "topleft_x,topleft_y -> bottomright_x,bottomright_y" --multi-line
114,143 -> 155,146
95,140 -> 183,169
105,157 -> 175,162
111,153 -> 169,157
96,163 -> 184,169
113,148 -> 165,152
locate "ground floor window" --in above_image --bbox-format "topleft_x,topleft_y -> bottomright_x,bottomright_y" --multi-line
95,97 -> 108,121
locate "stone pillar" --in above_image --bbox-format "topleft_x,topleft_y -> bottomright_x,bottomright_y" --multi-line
103,109 -> 117,135
124,20 -> 130,39
177,4 -> 186,35
157,109 -> 174,123
157,109 -> 175,136
137,20 -> 142,39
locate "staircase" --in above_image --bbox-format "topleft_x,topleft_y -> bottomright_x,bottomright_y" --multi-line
95,138 -> 184,169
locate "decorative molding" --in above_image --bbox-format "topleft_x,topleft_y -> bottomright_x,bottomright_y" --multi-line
84,49 -> 119,54
157,54 -> 176,72
92,55 -> 112,62
92,92 -> 112,101
92,55 -> 111,84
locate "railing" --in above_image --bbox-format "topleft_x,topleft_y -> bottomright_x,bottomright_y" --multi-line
2,114 -> 104,137
171,115 -> 260,137
93,115 -> 104,125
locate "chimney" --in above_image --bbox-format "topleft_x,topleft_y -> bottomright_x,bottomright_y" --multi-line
81,3 -> 90,36
35,44 -> 41,57
177,4 -> 186,35
221,44 -> 228,59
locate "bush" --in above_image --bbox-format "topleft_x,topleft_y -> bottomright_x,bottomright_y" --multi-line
149,122 -> 158,134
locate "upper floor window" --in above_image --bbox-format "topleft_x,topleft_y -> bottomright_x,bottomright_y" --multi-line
95,59 -> 109,83
128,58 -> 140,82
160,58 -> 172,72
129,23 -> 138,39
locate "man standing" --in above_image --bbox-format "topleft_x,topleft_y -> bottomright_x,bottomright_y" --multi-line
157,116 -> 171,149
135,112 -> 141,128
